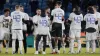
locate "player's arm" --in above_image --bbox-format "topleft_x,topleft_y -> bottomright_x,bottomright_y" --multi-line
50,16 -> 53,22
67,13 -> 72,24
62,16 -> 65,21
22,18 -> 29,25
22,18 -> 29,26
10,13 -> 13,25
50,16 -> 53,25
24,13 -> 30,24
34,23 -> 38,26
21,12 -> 29,25
50,10 -> 54,24
81,14 -> 86,32
95,16 -> 99,25
81,14 -> 86,25
32,16 -> 38,26
62,10 -> 65,21
8,17 -> 12,26
95,20 -> 98,25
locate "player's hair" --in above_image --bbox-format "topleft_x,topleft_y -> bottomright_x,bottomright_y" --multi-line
45,7 -> 50,11
36,8 -> 41,11
73,6 -> 81,15
4,8 -> 10,13
87,6 -> 94,14
55,1 -> 62,6
15,5 -> 20,9
20,5 -> 23,8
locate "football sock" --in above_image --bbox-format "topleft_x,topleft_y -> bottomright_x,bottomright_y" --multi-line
6,42 -> 9,52
19,40 -> 23,51
0,42 -> 2,52
70,39 -> 74,53
86,40 -> 90,52
77,40 -> 81,52
12,40 -> 16,52
58,40 -> 61,50
92,40 -> 96,52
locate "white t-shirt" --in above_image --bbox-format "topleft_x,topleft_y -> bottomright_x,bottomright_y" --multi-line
32,15 -> 41,35
37,16 -> 49,35
69,13 -> 83,29
0,15 -> 11,33
11,11 -> 24,30
32,15 -> 41,24
0,15 -> 11,28
51,8 -> 64,23
84,13 -> 97,29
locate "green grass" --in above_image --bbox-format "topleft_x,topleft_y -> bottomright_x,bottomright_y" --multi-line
0,48 -> 100,56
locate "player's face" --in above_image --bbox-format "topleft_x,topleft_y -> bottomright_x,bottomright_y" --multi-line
55,4 -> 59,8
5,11 -> 10,17
55,5 -> 58,8
20,7 -> 24,12
46,8 -> 50,13
36,10 -> 41,15
55,4 -> 61,8
73,8 -> 75,12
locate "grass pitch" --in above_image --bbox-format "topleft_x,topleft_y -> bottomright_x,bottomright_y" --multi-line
0,48 -> 100,56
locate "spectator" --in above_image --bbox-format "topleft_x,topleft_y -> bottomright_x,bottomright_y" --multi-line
0,0 -> 6,11
71,0 -> 80,8
62,0 -> 70,12
29,0 -> 39,16
47,0 -> 58,10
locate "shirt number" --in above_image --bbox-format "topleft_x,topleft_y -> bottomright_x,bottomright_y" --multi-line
39,19 -> 48,27
87,17 -> 95,24
55,13 -> 63,20
13,15 -> 21,22
74,17 -> 81,23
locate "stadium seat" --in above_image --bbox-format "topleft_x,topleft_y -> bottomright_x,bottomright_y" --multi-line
67,2 -> 72,12
64,12 -> 70,19
38,0 -> 47,9
26,35 -> 34,48
4,3 -> 11,9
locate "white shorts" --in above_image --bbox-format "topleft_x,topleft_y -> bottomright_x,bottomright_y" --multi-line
69,29 -> 81,38
96,30 -> 99,37
86,32 -> 97,41
0,28 -> 5,40
34,26 -> 38,36
3,33 -> 10,40
3,28 -> 10,40
12,30 -> 23,40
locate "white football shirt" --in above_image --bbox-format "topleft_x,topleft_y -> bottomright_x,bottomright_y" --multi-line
84,13 -> 97,29
32,15 -> 41,24
32,15 -> 41,35
51,8 -> 64,23
0,15 -> 11,33
37,16 -> 49,35
69,13 -> 83,29
11,11 -> 24,30
0,15 -> 11,28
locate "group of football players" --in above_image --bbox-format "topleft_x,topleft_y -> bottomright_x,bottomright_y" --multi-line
0,1 -> 100,55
